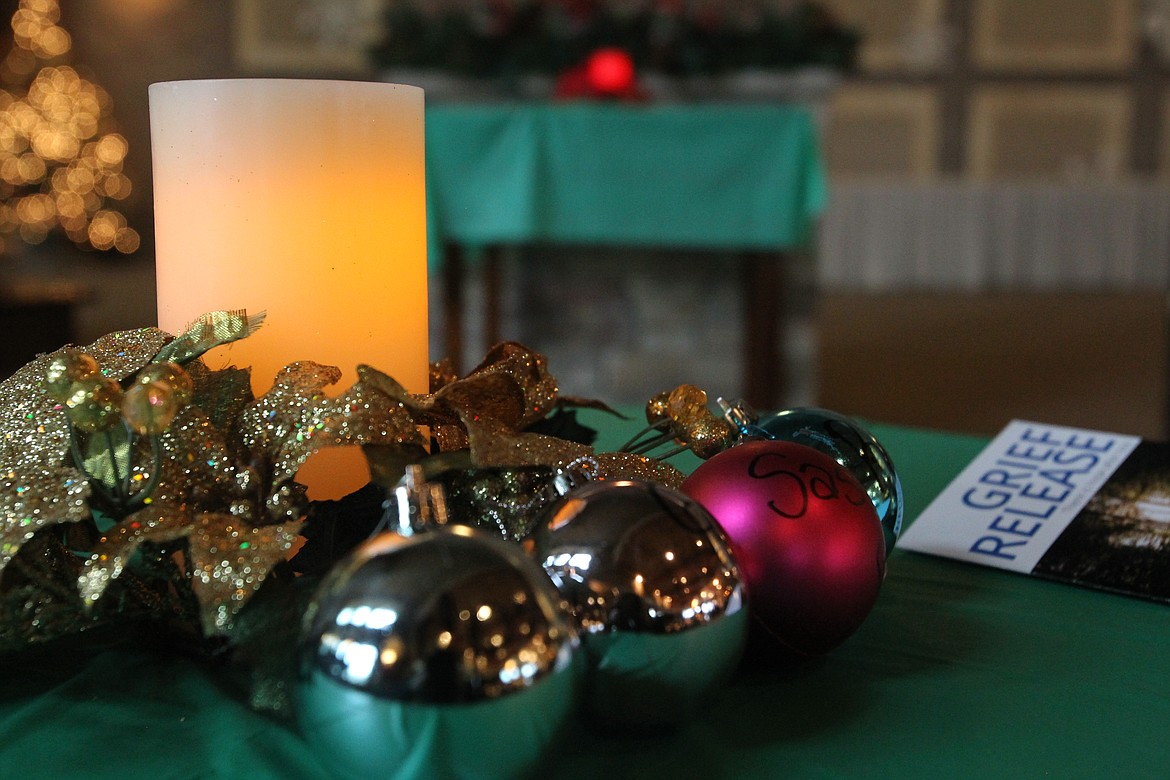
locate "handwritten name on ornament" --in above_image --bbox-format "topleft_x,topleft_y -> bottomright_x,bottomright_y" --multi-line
964,428 -> 1114,561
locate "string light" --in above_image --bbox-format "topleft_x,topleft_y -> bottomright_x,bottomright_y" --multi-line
0,0 -> 139,254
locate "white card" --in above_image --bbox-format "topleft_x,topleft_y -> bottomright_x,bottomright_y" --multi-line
900,420 -> 1141,573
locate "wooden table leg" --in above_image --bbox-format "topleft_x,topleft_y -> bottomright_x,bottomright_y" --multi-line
743,251 -> 786,410
442,242 -> 464,371
483,245 -> 503,348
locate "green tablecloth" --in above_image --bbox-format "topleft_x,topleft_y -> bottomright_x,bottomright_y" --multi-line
3,419 -> 1169,779
425,103 -> 827,262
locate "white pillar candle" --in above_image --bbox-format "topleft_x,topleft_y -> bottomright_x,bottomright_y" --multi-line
150,79 -> 428,500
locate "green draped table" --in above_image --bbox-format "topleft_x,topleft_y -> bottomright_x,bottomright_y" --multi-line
3,418 -> 1169,778
425,103 -> 827,407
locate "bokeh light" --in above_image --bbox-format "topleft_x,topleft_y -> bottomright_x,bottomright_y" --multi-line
0,0 -> 139,253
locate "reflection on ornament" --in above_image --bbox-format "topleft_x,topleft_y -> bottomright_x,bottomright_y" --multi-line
529,479 -> 747,731
721,401 -> 903,554
298,468 -> 580,779
682,440 -> 885,657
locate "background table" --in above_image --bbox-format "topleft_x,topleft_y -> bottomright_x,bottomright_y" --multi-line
3,417 -> 1169,778
425,103 -> 826,407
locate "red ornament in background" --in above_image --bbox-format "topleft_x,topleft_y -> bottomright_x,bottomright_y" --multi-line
586,48 -> 635,94
681,439 -> 886,657
554,47 -> 644,100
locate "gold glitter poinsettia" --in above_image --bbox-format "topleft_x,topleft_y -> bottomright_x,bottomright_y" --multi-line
76,358 -> 425,635
0,326 -> 171,574
0,312 -> 428,642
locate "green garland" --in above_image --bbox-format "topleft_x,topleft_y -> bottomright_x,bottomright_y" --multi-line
370,0 -> 860,79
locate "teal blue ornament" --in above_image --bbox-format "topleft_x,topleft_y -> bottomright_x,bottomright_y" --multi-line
721,401 -> 902,554
297,468 -> 580,780
528,479 -> 747,732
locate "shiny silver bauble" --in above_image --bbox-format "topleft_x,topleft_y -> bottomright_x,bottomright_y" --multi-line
297,525 -> 579,779
528,479 -> 747,732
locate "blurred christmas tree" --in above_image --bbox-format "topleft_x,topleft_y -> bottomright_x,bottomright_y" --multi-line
0,0 -> 138,255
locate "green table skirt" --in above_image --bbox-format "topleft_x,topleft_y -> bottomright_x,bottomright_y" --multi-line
2,420 -> 1168,778
425,103 -> 827,265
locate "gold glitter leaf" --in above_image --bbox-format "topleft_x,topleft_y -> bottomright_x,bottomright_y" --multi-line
460,412 -> 685,488
463,413 -> 592,470
436,372 -> 528,429
84,327 -> 173,382
429,358 -> 459,392
0,353 -> 90,574
0,327 -> 173,577
151,406 -> 244,510
458,342 -> 559,427
187,363 -> 253,435
185,513 -> 301,634
364,343 -> 560,452
0,466 -> 90,572
77,504 -> 189,607
360,363 -> 462,431
432,424 -> 469,453
237,362 -> 424,517
593,452 -> 686,489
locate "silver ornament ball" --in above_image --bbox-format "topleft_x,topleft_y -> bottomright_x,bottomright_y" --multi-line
529,479 -> 748,732
297,525 -> 580,779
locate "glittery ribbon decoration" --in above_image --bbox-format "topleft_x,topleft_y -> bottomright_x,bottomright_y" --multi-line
363,342 -> 560,454
453,342 -> 560,428
0,314 -> 433,642
435,466 -> 560,541
154,309 -> 266,366
77,314 -> 263,491
461,413 -> 685,489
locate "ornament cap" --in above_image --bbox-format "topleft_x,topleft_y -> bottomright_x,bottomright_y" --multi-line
717,396 -> 769,439
388,464 -> 449,537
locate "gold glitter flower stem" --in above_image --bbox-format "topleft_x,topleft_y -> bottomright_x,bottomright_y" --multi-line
123,435 -> 163,514
104,428 -> 123,487
67,422 -> 163,518
618,419 -> 674,454
645,443 -> 689,460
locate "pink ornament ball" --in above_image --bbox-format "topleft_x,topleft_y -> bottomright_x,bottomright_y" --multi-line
681,439 -> 886,656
